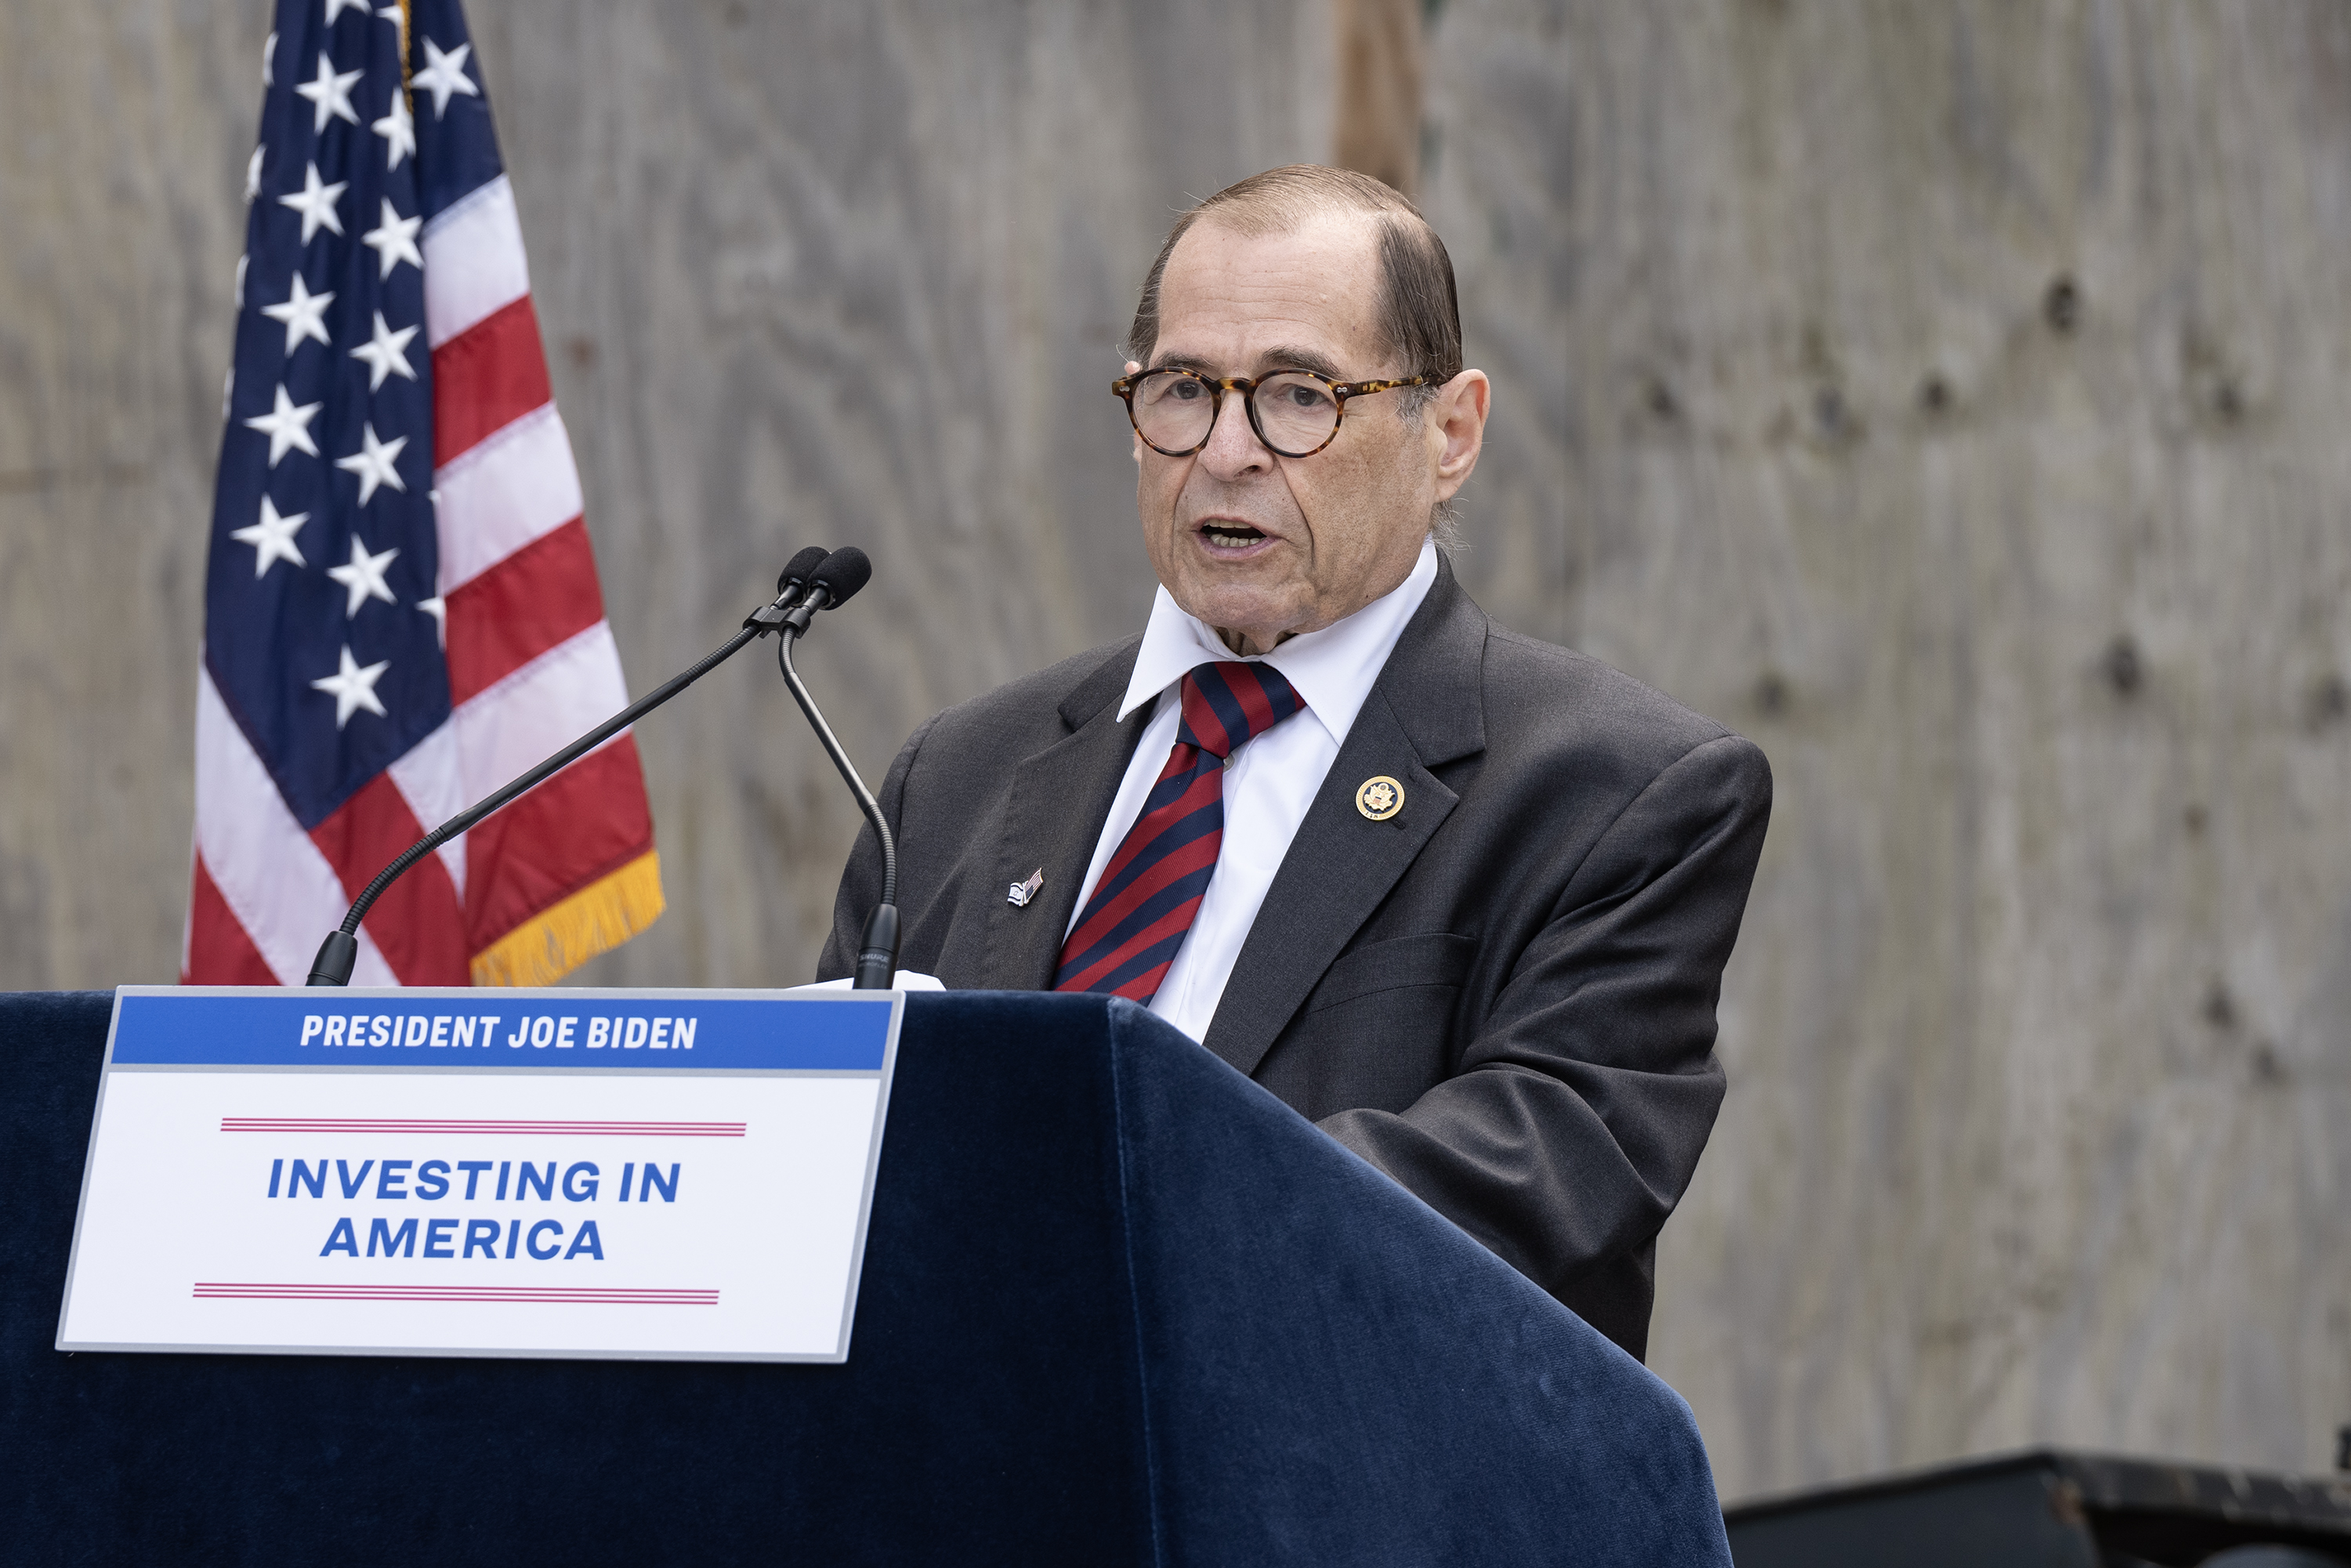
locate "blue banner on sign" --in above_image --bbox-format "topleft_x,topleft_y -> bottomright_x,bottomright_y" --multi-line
110,992 -> 891,1072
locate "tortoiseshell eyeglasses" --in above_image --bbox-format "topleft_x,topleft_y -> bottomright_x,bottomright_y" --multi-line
1112,367 -> 1433,459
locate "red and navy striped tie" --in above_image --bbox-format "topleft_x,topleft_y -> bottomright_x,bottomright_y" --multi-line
1054,661 -> 1306,1001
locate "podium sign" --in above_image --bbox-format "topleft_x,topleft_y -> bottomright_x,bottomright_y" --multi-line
56,987 -> 902,1363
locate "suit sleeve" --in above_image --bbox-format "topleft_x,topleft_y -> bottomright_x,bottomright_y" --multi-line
815,712 -> 941,983
1317,732 -> 1770,1321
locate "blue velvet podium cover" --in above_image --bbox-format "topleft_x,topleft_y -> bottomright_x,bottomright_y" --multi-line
2,989 -> 1730,1565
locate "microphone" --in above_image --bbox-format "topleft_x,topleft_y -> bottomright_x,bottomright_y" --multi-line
776,545 -> 831,598
806,545 -> 872,608
766,548 -> 901,990
304,551 -> 839,987
737,545 -> 831,637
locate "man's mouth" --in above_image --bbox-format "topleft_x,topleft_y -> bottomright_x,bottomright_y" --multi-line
1197,522 -> 1270,550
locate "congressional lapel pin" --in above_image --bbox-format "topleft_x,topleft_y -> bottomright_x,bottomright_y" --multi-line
1355,775 -> 1404,822
1007,867 -> 1045,908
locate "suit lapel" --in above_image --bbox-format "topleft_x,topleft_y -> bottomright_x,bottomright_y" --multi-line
1201,563 -> 1489,1078
979,643 -> 1149,990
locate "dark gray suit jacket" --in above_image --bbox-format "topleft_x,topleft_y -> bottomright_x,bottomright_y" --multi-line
820,559 -> 1770,1360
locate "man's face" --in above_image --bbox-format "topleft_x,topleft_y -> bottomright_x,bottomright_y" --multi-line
1132,210 -> 1487,656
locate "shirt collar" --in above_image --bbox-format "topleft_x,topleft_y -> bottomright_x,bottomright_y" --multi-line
1118,537 -> 1440,748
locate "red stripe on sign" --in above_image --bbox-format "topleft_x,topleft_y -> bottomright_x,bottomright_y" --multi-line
193,1283 -> 718,1304
184,854 -> 279,985
432,295 -> 553,468
464,736 -> 654,955
444,518 -> 604,704
311,774 -> 470,985
221,1119 -> 744,1135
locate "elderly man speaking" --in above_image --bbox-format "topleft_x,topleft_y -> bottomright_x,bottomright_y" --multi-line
821,165 -> 1770,1360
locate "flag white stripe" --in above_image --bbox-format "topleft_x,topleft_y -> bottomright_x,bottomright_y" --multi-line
452,621 -> 632,795
421,174 -> 530,349
431,404 -> 582,594
383,722 -> 469,900
195,668 -> 397,987
389,610 -> 639,903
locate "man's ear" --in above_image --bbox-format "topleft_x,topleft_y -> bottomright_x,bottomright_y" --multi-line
1431,369 -> 1491,497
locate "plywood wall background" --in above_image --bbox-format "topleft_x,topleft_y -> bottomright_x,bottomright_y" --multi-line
2,0 -> 2346,1501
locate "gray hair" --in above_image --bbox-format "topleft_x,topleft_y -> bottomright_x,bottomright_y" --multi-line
1125,165 -> 1464,396
1429,494 -> 1465,554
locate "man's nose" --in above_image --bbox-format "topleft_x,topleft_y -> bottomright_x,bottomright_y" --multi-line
1198,389 -> 1273,478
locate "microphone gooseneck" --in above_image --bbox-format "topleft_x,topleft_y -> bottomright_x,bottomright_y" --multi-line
770,547 -> 899,989
306,552 -> 838,987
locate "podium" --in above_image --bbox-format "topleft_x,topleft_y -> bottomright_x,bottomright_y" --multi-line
1,990 -> 1730,1565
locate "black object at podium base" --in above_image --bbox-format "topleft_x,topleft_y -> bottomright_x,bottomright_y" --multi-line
2,990 -> 1730,1566
1726,1447 -> 2351,1566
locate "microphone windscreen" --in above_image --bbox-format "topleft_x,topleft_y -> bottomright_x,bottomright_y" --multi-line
809,546 -> 871,608
777,546 -> 831,595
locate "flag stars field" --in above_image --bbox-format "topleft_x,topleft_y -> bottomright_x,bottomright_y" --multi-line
230,497 -> 309,579
372,92 -> 415,170
245,384 -> 322,466
362,201 -> 424,280
311,646 -> 391,729
279,162 -> 348,244
411,38 -> 479,118
336,423 -> 409,506
351,311 -> 418,391
260,273 -> 334,356
295,53 -> 363,134
326,535 -> 400,618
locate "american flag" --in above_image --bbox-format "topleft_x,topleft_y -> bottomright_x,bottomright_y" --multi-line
187,0 -> 661,987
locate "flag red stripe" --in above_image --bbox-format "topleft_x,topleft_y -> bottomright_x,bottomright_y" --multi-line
464,736 -> 655,953
221,1120 -> 744,1133
190,1283 -> 717,1302
310,774 -> 470,985
185,854 -> 278,985
444,517 -> 604,704
431,295 -> 553,468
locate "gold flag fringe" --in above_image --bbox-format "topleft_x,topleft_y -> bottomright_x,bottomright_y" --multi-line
469,851 -> 665,988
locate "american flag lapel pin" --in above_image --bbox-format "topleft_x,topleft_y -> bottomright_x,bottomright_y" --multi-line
1007,867 -> 1044,908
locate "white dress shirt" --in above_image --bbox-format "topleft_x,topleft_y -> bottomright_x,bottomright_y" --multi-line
1066,538 -> 1440,1042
